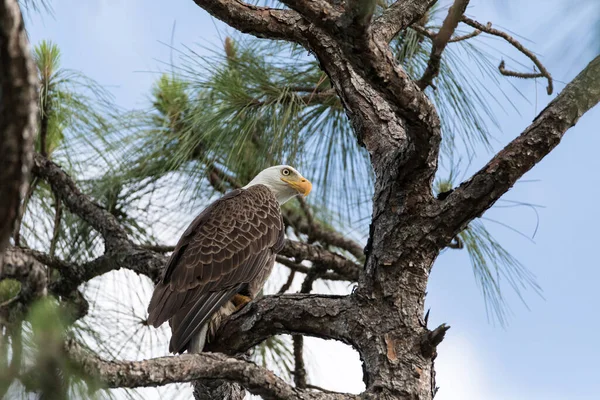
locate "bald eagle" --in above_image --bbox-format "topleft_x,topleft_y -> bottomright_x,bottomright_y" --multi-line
147,166 -> 311,353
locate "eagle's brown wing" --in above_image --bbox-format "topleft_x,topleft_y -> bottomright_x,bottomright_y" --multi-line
147,184 -> 284,353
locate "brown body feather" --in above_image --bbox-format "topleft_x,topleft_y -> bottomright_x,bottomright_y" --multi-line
147,184 -> 284,353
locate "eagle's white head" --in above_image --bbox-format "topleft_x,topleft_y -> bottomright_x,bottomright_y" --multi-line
244,165 -> 312,205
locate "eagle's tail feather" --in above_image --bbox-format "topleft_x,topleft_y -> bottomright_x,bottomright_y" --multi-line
169,286 -> 241,353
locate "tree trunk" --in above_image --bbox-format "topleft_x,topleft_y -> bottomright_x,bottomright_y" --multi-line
0,0 -> 37,258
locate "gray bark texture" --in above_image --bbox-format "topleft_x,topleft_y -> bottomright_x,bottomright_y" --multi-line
3,0 -> 600,399
0,0 -> 37,259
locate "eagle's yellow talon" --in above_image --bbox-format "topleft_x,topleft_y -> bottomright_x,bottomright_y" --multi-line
232,294 -> 252,311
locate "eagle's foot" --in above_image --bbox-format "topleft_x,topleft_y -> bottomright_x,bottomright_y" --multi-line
232,294 -> 252,311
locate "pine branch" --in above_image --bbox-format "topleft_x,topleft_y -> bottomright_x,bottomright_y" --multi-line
282,241 -> 359,281
207,294 -> 353,355
461,16 -> 554,94
277,0 -> 341,31
17,236 -> 354,300
417,0 -> 471,90
19,245 -> 164,294
32,153 -> 131,252
248,88 -> 337,107
498,60 -> 545,79
140,239 -> 359,281
276,256 -> 349,282
191,0 -> 307,45
435,55 -> 600,246
66,338 -> 356,400
372,0 -> 437,43
283,209 -> 364,261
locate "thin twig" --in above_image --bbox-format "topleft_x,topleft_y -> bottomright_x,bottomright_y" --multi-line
417,0 -> 471,90
410,24 -> 434,39
411,23 -> 481,43
498,60 -> 545,79
49,196 -> 62,257
277,270 -> 296,294
448,28 -> 481,42
461,16 -> 553,94
39,89 -> 50,158
247,89 -> 336,107
282,210 -> 364,261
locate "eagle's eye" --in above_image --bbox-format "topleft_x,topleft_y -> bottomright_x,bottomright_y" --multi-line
282,168 -> 291,176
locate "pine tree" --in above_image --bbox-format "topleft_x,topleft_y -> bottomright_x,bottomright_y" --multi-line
1,0 -> 600,399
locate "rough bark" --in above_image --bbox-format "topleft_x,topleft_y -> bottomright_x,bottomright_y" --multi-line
0,0 -> 37,258
0,248 -> 47,304
207,294 -> 356,354
67,338 -> 357,400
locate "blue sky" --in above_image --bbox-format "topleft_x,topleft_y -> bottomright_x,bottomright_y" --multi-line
24,0 -> 600,399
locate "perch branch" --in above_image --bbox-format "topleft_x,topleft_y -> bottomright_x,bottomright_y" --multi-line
66,338 -> 355,400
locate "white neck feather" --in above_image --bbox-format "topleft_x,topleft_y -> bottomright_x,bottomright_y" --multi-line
243,176 -> 297,205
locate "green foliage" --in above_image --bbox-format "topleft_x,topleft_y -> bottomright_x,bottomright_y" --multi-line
103,38 -> 370,224
434,174 -> 541,325
19,41 -> 141,264
254,336 -> 294,379
458,221 -> 541,325
1,298 -> 104,399
18,0 -> 52,15
0,279 -> 21,304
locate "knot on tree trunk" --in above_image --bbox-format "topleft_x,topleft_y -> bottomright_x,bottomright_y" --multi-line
420,324 -> 450,359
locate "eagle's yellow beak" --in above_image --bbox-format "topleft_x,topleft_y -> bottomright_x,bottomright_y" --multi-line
282,176 -> 312,196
